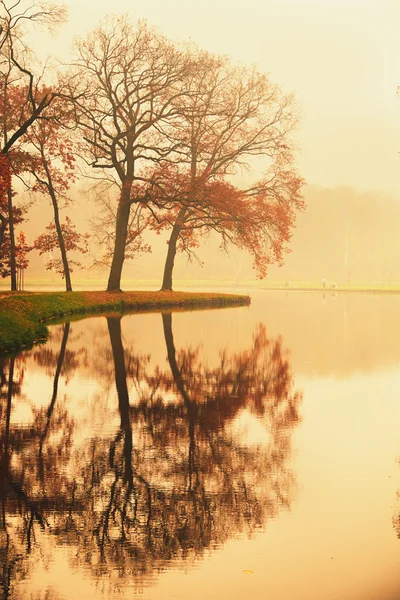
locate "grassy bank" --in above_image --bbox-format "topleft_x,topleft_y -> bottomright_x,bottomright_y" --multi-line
0,290 -> 250,354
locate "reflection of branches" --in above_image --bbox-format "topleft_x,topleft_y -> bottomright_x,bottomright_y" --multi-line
0,324 -> 76,599
1,312 -> 302,592
38,322 -> 70,470
33,322 -> 85,383
0,357 -> 31,600
77,314 -> 302,577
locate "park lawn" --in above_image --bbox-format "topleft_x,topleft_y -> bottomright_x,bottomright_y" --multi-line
0,290 -> 250,354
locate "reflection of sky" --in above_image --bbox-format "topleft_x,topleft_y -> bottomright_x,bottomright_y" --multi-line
230,409 -> 272,447
138,371 -> 400,600
15,369 -> 120,441
22,291 -> 400,378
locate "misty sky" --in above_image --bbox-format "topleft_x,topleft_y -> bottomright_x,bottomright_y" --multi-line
35,0 -> 400,195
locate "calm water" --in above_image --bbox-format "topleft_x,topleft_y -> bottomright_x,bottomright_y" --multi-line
2,290 -> 400,600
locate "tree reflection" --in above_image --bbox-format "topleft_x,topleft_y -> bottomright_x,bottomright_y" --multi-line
0,323 -> 75,600
0,313 -> 302,594
74,314 -> 302,578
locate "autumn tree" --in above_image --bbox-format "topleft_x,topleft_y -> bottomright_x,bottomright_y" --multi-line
33,217 -> 89,288
141,55 -> 304,290
0,151 -> 10,249
0,0 -> 67,289
21,94 -> 88,291
87,181 -> 151,271
0,0 -> 67,153
0,151 -> 30,280
70,17 -> 194,291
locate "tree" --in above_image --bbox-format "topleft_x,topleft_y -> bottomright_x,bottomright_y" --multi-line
0,152 -> 10,248
0,0 -> 68,154
88,181 -> 151,271
33,217 -> 89,287
23,94 -> 86,291
141,56 -> 304,290
0,0 -> 67,289
0,183 -> 30,281
70,17 -> 193,291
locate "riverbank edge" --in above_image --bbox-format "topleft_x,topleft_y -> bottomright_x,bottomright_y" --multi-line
262,285 -> 400,293
0,290 -> 250,354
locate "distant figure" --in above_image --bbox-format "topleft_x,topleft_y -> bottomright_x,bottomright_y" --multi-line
321,276 -> 326,289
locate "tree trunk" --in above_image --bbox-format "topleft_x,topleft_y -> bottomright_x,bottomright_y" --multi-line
41,155 -> 73,292
162,312 -> 197,489
50,190 -> 72,292
107,183 -> 132,292
38,322 -> 70,478
160,207 -> 187,291
4,358 -> 14,462
0,213 -> 6,250
7,188 -> 16,291
107,316 -> 133,484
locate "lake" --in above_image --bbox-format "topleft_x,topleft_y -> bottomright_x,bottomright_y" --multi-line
1,290 -> 400,600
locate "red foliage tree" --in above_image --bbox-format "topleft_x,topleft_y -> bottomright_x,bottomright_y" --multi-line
22,91 -> 86,291
0,153 -> 30,280
0,1 -> 68,289
0,153 -> 11,249
34,216 -> 89,278
133,55 -> 305,290
142,159 -> 304,289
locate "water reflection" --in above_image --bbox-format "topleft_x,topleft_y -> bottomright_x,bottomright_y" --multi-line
0,311 -> 301,598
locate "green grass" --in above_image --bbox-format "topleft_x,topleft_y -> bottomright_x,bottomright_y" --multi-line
0,290 -> 250,354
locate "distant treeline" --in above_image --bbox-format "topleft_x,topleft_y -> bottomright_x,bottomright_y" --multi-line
19,184 -> 400,285
270,185 -> 400,284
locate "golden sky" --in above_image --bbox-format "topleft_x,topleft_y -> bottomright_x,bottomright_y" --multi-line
35,0 -> 400,195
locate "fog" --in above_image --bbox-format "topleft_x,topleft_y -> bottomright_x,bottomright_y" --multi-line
36,0 -> 400,193
20,184 -> 400,286
7,0 -> 400,286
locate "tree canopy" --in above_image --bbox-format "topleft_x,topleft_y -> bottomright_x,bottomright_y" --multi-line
0,8 -> 304,291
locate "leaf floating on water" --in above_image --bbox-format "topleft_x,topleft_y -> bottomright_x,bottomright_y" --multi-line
243,570 -> 254,575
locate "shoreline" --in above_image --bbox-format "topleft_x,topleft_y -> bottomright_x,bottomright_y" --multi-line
0,290 -> 250,354
262,285 -> 400,294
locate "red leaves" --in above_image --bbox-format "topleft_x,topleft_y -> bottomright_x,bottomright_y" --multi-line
0,222 -> 31,278
0,154 -> 11,197
34,216 -> 89,277
15,231 -> 31,270
0,156 -> 30,277
142,161 -> 304,277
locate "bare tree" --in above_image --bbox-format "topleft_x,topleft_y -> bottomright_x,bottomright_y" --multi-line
70,16 -> 193,292
0,0 -> 68,152
87,180 -> 151,271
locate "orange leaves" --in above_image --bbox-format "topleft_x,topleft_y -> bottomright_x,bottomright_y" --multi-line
15,231 -> 31,270
0,154 -> 11,198
143,158 -> 304,278
34,217 -> 89,277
